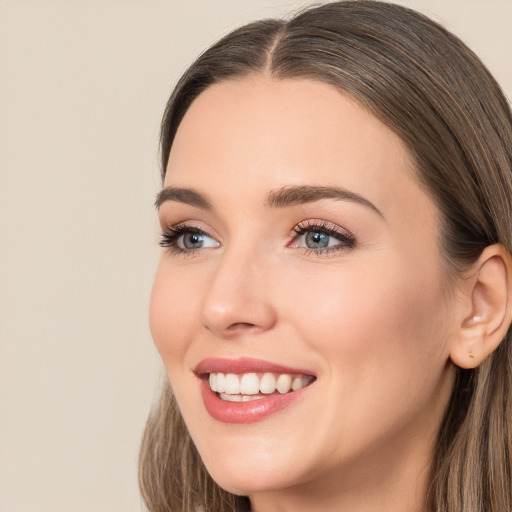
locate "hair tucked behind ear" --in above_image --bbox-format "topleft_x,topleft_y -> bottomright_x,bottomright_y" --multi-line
140,2 -> 512,510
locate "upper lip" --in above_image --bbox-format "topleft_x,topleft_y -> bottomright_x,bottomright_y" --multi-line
194,357 -> 315,376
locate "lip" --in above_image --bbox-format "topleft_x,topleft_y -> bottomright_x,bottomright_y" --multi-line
195,357 -> 315,424
194,357 -> 315,376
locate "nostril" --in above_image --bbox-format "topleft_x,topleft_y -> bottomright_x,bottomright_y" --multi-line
200,295 -> 277,336
227,322 -> 257,331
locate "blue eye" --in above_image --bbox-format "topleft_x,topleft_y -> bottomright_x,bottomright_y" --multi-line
179,232 -> 218,250
292,221 -> 356,254
303,230 -> 334,249
160,225 -> 219,254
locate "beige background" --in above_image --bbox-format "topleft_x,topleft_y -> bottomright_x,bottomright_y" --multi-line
1,1 -> 510,511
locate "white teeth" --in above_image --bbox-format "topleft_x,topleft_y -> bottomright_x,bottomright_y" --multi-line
216,373 -> 226,393
240,373 -> 259,395
276,373 -> 292,394
259,372 -> 276,394
209,373 -> 217,392
208,371 -> 314,399
219,393 -> 242,402
242,394 -> 264,402
224,373 -> 240,394
292,376 -> 306,391
219,393 -> 265,402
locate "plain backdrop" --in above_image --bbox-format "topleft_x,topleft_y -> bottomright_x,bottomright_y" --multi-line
1,1 -> 511,511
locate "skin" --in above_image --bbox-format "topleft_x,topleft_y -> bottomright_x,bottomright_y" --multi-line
150,76 -> 462,512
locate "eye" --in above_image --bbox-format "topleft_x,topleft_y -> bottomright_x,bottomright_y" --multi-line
302,230 -> 337,249
179,232 -> 214,250
291,220 -> 356,255
160,224 -> 220,254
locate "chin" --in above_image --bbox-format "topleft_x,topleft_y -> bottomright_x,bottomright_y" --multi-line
198,440 -> 308,496
207,462 -> 297,496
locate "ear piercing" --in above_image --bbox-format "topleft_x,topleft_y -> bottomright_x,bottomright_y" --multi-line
467,315 -> 483,360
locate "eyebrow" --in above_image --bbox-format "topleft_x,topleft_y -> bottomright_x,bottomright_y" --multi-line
155,187 -> 213,210
267,185 -> 384,217
155,184 -> 383,218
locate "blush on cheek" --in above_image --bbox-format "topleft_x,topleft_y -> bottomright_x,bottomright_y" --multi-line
149,277 -> 187,362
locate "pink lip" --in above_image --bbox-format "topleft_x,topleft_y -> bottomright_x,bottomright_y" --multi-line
194,357 -> 315,376
195,357 -> 315,424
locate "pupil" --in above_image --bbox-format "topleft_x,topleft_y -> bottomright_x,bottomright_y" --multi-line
183,233 -> 203,249
306,231 -> 329,248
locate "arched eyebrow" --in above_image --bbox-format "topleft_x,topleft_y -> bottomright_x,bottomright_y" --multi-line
267,185 -> 384,217
155,184 -> 383,218
155,187 -> 213,210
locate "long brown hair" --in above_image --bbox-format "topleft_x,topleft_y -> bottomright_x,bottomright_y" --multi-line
139,2 -> 512,511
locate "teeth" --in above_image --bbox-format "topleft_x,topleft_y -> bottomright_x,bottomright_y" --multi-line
224,373 -> 240,394
292,376 -> 306,391
242,394 -> 264,402
260,372 -> 276,394
209,373 -> 217,392
240,373 -> 259,395
216,373 -> 226,393
219,393 -> 242,402
219,393 -> 265,402
276,374 -> 292,394
208,371 -> 314,399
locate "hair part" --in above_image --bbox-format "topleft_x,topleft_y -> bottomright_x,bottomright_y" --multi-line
140,2 -> 512,510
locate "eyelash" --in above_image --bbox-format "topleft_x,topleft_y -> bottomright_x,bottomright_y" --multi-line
291,220 -> 356,256
159,220 -> 357,256
159,224 -> 211,256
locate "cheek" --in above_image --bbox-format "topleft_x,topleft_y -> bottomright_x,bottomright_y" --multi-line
278,258 -> 452,463
283,255 -> 450,401
149,259 -> 198,370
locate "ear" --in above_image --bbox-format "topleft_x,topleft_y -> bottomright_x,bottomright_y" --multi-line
450,244 -> 512,369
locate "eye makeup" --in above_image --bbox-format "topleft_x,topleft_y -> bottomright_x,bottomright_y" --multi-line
159,223 -> 219,256
159,217 -> 357,258
290,219 -> 357,256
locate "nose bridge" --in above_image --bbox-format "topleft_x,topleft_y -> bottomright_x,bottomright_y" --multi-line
200,239 -> 276,336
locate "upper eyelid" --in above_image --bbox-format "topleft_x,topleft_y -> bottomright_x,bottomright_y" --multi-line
162,220 -> 218,237
167,222 -> 205,231
164,219 -> 349,234
289,219 -> 357,251
291,219 -> 355,237
159,224 -> 220,254
161,219 -> 356,246
162,224 -> 219,244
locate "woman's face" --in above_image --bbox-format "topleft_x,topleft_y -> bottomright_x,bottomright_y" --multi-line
150,77 -> 458,502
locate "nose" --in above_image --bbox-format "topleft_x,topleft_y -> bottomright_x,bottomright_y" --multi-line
199,248 -> 277,338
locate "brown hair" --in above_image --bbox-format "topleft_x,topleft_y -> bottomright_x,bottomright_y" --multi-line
139,2 -> 512,511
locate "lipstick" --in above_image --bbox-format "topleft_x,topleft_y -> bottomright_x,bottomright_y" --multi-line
195,357 -> 315,424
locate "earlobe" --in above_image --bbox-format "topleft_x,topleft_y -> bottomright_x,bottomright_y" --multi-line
449,244 -> 512,369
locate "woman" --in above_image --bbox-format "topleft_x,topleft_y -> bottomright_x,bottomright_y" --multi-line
139,1 -> 512,511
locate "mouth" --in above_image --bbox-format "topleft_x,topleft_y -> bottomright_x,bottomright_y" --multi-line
195,358 -> 316,424
209,371 -> 315,402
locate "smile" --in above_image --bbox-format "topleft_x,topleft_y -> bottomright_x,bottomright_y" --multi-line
209,372 -> 314,401
195,358 -> 316,423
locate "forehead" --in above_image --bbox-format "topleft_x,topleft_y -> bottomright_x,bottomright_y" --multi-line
166,76 -> 431,224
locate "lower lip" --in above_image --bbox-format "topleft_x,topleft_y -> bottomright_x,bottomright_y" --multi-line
199,378 -> 310,424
